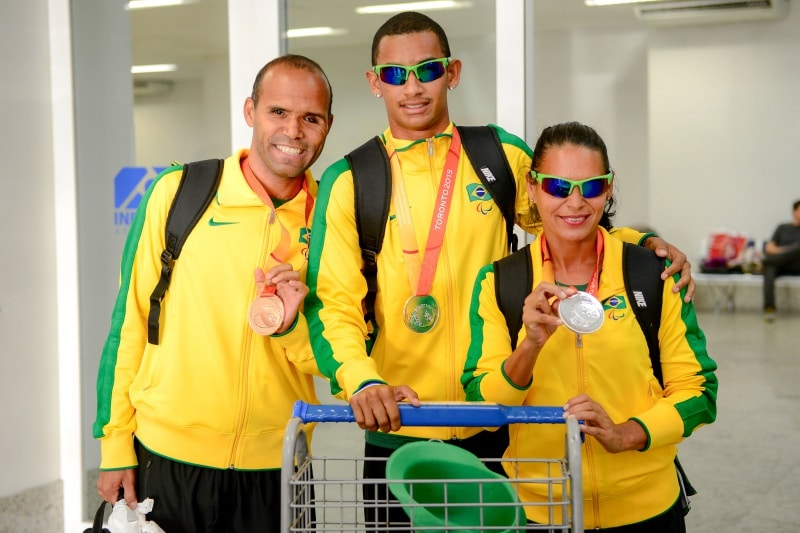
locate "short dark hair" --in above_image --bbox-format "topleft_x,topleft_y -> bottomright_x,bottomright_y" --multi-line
793,199 -> 800,211
529,121 -> 617,230
371,11 -> 451,65
250,54 -> 333,116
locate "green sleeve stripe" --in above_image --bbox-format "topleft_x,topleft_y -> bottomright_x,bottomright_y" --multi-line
672,270 -> 719,436
629,417 -> 652,451
676,302 -> 719,435
638,232 -> 656,246
461,263 -> 494,401
99,465 -> 138,472
501,360 -> 532,390
489,124 -> 533,157
93,166 -> 179,438
305,159 -> 351,397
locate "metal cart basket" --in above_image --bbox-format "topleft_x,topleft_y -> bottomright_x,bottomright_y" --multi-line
281,401 -> 583,532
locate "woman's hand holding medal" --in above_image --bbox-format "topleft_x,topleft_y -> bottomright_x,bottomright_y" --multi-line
249,264 -> 308,336
518,281 -> 605,353
504,281 -> 578,387
519,282 -> 574,351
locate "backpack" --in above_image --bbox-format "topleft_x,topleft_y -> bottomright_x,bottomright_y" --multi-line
492,241 -> 696,514
145,128 -> 517,345
345,125 -> 519,326
147,158 -> 224,345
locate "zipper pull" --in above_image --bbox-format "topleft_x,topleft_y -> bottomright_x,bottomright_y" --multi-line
575,332 -> 583,349
427,137 -> 434,157
269,208 -> 276,225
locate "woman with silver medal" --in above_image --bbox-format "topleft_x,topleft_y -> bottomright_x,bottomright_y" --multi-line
462,122 -> 718,531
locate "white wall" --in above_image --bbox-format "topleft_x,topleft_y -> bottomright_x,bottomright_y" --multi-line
0,0 -> 61,500
71,0 -> 137,519
534,10 -> 800,259
134,55 -> 231,165
534,27 -> 652,233
648,12 -> 800,257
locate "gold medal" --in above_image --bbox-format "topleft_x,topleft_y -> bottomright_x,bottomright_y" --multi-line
248,294 -> 285,335
403,295 -> 439,333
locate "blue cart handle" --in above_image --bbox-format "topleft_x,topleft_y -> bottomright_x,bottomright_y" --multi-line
291,400 -> 567,426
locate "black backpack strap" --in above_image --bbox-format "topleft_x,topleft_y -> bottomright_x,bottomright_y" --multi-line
457,125 -> 519,253
622,242 -> 696,505
493,244 -> 533,350
622,242 -> 665,383
83,500 -> 111,533
345,137 -> 392,326
147,158 -> 224,345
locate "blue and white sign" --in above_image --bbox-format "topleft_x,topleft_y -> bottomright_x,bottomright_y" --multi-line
114,166 -> 166,228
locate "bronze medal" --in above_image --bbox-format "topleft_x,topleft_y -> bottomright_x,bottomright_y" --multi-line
403,295 -> 440,333
248,294 -> 285,335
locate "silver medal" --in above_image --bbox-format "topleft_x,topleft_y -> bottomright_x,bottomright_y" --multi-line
558,291 -> 604,334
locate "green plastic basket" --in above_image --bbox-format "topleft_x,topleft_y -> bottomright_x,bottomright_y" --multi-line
386,441 -> 523,532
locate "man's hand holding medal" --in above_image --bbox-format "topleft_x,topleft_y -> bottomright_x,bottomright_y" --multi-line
249,263 -> 308,335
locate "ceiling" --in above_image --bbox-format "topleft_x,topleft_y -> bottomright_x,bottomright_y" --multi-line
129,0 -> 644,82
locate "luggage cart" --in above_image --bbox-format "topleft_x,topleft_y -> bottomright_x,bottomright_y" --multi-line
281,401 -> 583,532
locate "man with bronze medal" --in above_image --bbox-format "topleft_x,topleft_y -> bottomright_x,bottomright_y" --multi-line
305,12 -> 697,529
93,55 -> 333,533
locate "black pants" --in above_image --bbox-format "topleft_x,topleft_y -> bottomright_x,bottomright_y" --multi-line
361,426 -> 509,532
134,439 -> 282,533
763,244 -> 800,309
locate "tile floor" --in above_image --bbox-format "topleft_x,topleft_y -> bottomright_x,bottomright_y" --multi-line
307,310 -> 800,532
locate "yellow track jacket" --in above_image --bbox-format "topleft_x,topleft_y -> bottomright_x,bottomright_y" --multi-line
94,149 -> 319,471
306,124 -> 531,442
462,228 -> 718,528
305,124 -> 645,444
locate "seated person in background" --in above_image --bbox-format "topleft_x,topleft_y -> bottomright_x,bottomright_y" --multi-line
763,199 -> 800,321
462,121 -> 718,531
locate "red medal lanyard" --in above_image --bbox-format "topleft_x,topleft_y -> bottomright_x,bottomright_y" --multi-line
242,157 -> 313,297
540,230 -> 605,296
391,129 -> 462,297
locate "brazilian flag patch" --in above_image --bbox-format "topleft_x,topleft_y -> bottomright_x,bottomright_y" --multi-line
603,295 -> 628,311
466,183 -> 493,202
